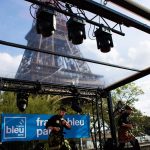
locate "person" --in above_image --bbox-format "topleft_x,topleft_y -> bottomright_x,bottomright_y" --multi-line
117,105 -> 141,150
45,107 -> 71,149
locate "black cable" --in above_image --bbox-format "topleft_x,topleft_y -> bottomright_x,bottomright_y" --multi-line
50,0 -> 68,21
104,0 -> 107,6
29,4 -> 37,19
88,24 -> 95,40
92,25 -> 96,37
79,9 -> 88,20
119,24 -> 123,32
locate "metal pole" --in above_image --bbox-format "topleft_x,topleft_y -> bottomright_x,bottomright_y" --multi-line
0,40 -> 141,72
100,98 -> 106,142
107,0 -> 150,20
105,67 -> 150,91
92,98 -> 98,150
80,138 -> 83,150
96,91 -> 102,150
107,91 -> 117,148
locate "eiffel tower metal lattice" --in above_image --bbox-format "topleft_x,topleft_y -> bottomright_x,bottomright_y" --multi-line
15,12 -> 104,88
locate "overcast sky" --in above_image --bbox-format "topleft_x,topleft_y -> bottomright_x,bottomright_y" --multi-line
0,0 -> 149,115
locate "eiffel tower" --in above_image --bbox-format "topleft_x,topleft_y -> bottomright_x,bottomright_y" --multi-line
15,11 -> 103,88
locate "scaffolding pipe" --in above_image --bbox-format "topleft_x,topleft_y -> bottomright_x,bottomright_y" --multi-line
96,92 -> 102,149
107,0 -> 150,20
0,40 -> 141,72
105,67 -> 150,91
92,99 -> 98,150
107,91 -> 117,148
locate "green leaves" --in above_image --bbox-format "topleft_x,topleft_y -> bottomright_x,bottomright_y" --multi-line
112,82 -> 146,136
112,82 -> 144,106
0,92 -> 61,114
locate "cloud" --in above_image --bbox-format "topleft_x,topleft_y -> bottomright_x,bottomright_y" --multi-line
82,39 -> 150,70
80,39 -> 150,115
0,52 -> 22,78
79,39 -> 136,86
80,39 -> 125,64
128,40 -> 150,69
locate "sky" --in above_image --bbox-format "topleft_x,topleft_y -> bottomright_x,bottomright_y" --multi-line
0,0 -> 149,115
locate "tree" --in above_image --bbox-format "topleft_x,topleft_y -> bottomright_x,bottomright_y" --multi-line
0,92 -> 17,114
112,82 -> 144,106
0,92 -> 63,114
111,82 -> 145,136
142,116 -> 150,135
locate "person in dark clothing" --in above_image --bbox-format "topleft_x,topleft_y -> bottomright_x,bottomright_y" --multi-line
45,107 -> 71,149
117,105 -> 141,150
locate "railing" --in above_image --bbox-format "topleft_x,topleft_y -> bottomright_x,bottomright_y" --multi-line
125,142 -> 150,150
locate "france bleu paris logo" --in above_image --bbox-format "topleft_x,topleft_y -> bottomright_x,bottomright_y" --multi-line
4,117 -> 26,139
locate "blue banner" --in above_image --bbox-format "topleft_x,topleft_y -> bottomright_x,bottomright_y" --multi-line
1,114 -> 90,142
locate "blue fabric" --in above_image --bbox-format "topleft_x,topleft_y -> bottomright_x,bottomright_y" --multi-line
1,113 -> 90,142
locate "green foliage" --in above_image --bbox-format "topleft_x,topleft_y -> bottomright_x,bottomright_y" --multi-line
112,82 -> 144,106
26,94 -> 61,114
0,92 -> 95,115
112,82 -> 146,136
0,92 -> 18,114
131,109 -> 145,136
0,92 -> 62,114
143,117 -> 150,136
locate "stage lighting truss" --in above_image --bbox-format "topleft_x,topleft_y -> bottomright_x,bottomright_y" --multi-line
36,7 -> 56,37
67,17 -> 86,45
95,25 -> 114,53
16,92 -> 29,112
26,0 -> 150,53
28,0 -> 128,52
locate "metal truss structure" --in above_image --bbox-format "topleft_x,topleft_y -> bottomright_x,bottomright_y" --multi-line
0,76 -> 117,149
25,0 -> 150,35
0,77 -> 97,97
106,0 -> 150,20
0,40 -> 149,150
0,64 -> 149,150
0,67 -> 149,95
0,0 -> 149,149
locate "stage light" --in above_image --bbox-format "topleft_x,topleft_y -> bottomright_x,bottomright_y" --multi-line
95,25 -> 113,53
71,98 -> 82,113
16,92 -> 29,112
36,7 -> 56,37
67,17 -> 86,45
